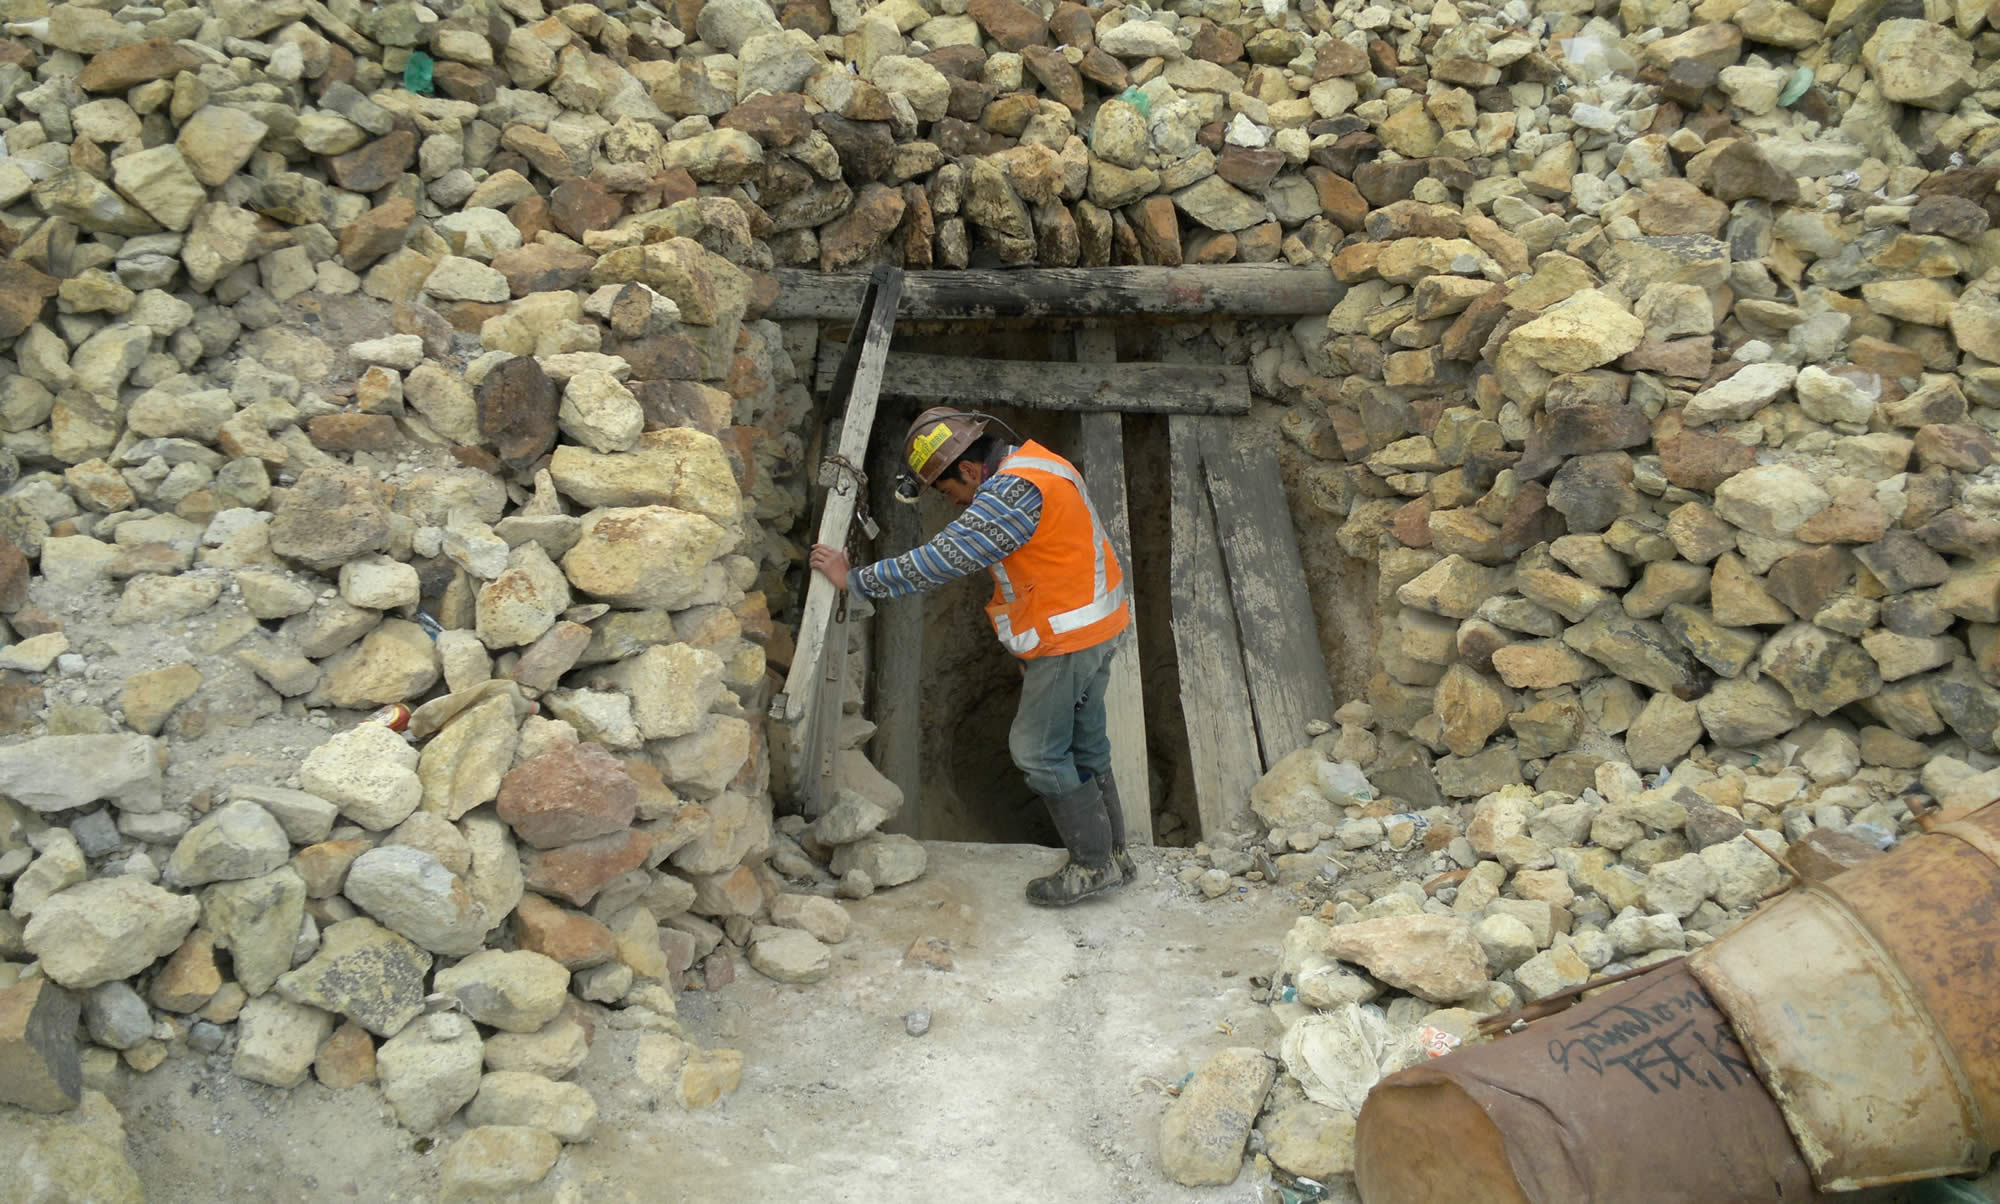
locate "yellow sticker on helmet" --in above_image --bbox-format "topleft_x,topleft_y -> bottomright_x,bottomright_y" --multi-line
908,421 -> 953,472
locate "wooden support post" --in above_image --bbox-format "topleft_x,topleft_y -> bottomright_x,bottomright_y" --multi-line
1202,428 -> 1337,769
766,265 -> 1345,320
1168,415 -> 1263,843
774,265 -> 905,815
1074,327 -> 1153,849
868,404 -> 924,837
813,348 -> 1252,415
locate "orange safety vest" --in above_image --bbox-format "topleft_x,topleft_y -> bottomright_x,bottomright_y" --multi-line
984,442 -> 1130,659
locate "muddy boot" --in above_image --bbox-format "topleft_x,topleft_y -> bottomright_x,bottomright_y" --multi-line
1026,778 -> 1122,907
1097,771 -> 1138,882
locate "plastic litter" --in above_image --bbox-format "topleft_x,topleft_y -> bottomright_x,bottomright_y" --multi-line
1778,65 -> 1814,107
1281,1005 -> 1423,1112
1417,1025 -> 1461,1058
403,50 -> 435,95
1115,86 -> 1151,118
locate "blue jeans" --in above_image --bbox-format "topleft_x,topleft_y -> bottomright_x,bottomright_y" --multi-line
1008,636 -> 1118,798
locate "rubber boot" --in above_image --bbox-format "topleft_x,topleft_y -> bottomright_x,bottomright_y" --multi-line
1026,778 -> 1123,907
1097,770 -> 1138,882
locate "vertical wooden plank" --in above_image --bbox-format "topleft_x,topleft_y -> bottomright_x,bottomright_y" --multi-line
1075,327 -> 1153,848
1201,430 -> 1338,771
868,408 -> 925,837
1167,415 -> 1263,843
800,606 -> 849,817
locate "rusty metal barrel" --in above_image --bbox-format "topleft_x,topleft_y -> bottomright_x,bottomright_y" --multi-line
1690,802 -> 2000,1191
1353,962 -> 1819,1204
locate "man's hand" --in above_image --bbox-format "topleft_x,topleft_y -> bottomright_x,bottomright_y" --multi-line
809,544 -> 851,590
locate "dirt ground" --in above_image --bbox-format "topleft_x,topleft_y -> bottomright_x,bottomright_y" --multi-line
113,842 -> 1325,1204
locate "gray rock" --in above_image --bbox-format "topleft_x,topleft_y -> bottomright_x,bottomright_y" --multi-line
342,846 -> 489,956
747,925 -> 830,984
229,784 -> 338,845
83,981 -> 153,1050
165,800 -> 291,888
233,994 -> 334,1088
1160,1047 -> 1277,1187
432,950 -> 569,1034
0,734 -> 163,814
827,833 -> 927,888
23,877 -> 201,989
275,917 -> 431,1038
202,868 -> 308,996
376,1012 -> 485,1132
464,1071 -> 598,1142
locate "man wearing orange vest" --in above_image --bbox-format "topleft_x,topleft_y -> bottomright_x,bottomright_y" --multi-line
809,408 -> 1134,906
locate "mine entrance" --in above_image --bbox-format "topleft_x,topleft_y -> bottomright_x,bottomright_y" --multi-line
775,265 -> 1348,851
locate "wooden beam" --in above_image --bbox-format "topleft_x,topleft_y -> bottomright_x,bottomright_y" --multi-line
769,265 -> 1344,320
1168,415 -> 1264,844
868,404 -> 925,838
777,265 -> 903,730
814,348 -> 1251,416
1075,329 -> 1153,850
1202,427 -> 1337,771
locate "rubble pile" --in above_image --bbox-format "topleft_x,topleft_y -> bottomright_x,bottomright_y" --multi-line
0,0 -> 1992,1190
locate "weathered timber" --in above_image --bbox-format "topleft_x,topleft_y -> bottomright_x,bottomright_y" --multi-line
778,266 -> 904,821
869,401 -> 925,837
813,348 -> 1251,415
1201,426 -> 1336,770
1075,328 -> 1153,849
1168,415 -> 1263,843
770,265 -> 1344,321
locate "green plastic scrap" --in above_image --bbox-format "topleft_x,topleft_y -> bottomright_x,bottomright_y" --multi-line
404,49 -> 436,96
1778,65 -> 1813,107
1116,85 -> 1151,118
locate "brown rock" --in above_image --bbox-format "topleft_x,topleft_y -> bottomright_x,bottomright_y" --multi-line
309,413 -> 401,453
511,893 -> 617,969
0,260 -> 59,340
491,243 -> 595,296
77,38 -> 196,92
1909,194 -> 1990,242
432,61 -> 499,105
1128,196 -> 1181,265
497,742 -> 641,850
819,182 -> 907,271
967,0 -> 1049,49
1620,337 -> 1713,378
550,178 -> 622,241
521,830 -> 654,906
315,1020 -> 377,1089
1916,424 -> 2000,472
1021,45 -> 1084,112
476,356 -> 559,469
1317,39 -> 1370,78
151,929 -> 223,1013
718,94 -> 812,147
337,196 -> 417,271
1077,46 -> 1128,91
1659,431 -> 1756,492
1217,146 -> 1285,192
1764,546 -> 1855,619
328,130 -> 419,193
0,540 -> 29,613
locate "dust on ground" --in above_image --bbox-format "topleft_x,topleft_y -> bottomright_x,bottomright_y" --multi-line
116,842 -> 1326,1204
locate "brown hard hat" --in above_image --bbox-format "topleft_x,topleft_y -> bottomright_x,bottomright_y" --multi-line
903,407 -> 989,486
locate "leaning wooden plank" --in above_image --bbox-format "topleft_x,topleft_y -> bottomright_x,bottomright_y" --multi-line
797,604 -> 851,817
1202,429 -> 1337,772
813,349 -> 1252,416
767,265 -> 1344,320
867,408 -> 925,837
1075,328 -> 1153,849
1168,415 -> 1264,844
777,264 -> 904,728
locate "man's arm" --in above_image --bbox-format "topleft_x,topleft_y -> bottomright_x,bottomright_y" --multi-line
817,475 -> 1042,599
